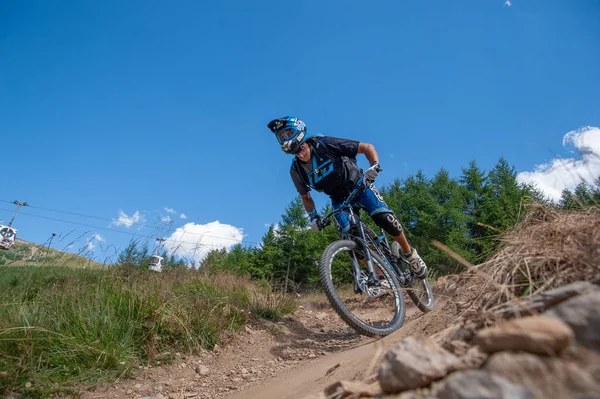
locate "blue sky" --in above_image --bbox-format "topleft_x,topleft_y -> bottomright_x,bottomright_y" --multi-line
1,0 -> 599,264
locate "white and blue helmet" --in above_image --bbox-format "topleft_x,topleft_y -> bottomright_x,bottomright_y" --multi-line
267,116 -> 307,154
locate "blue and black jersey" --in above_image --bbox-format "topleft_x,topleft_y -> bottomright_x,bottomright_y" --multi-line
290,136 -> 363,201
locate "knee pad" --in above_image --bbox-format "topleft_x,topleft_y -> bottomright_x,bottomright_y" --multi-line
372,212 -> 403,236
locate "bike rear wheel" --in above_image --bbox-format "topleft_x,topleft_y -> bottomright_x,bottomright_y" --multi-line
319,239 -> 406,337
391,241 -> 436,313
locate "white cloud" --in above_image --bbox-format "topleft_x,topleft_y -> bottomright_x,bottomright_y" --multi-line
161,216 -> 172,223
164,207 -> 177,214
91,233 -> 105,242
163,221 -> 244,265
180,213 -> 188,219
505,0 -> 512,6
85,241 -> 96,251
517,126 -> 600,202
112,210 -> 144,228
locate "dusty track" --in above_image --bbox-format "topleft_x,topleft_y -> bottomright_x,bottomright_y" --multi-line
228,297 -> 452,399
80,290 -> 453,399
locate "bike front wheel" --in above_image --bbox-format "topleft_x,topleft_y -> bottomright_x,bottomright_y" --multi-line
319,239 -> 406,337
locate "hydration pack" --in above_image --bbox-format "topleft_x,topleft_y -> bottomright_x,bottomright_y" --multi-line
292,136 -> 363,200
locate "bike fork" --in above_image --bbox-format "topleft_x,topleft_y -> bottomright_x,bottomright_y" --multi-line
354,222 -> 380,286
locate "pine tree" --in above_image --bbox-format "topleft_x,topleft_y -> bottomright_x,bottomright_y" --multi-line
430,168 -> 471,272
117,239 -> 141,266
459,160 -> 488,258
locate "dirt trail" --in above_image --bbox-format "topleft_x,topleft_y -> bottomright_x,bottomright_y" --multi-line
80,291 -> 454,399
80,281 -> 599,399
228,299 -> 452,399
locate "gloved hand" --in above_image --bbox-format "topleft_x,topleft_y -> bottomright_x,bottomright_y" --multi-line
364,162 -> 382,182
311,216 -> 323,232
309,210 -> 322,232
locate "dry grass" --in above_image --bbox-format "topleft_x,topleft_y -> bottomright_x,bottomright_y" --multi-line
470,203 -> 600,309
428,202 -> 600,321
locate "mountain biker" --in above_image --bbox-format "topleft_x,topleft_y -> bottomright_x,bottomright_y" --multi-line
267,116 -> 428,279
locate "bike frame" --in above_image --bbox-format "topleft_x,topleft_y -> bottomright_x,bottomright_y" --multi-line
321,179 -> 412,291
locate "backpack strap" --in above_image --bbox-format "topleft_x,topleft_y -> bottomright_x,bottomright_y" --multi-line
291,136 -> 328,190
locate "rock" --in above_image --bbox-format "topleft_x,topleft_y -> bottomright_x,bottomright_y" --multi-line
452,346 -> 488,371
324,380 -> 380,398
544,291 -> 600,351
438,370 -> 534,399
378,336 -> 458,393
195,365 -> 209,376
432,322 -> 477,347
474,316 -> 574,355
494,281 -> 599,318
485,351 -> 600,399
445,340 -> 471,356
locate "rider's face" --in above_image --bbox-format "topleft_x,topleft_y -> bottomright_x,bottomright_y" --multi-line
295,142 -> 310,162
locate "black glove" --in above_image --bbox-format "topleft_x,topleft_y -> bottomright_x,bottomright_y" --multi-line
309,210 -> 322,232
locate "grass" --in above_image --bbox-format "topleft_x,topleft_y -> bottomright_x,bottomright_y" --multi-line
0,265 -> 298,397
0,240 -> 108,269
475,203 -> 600,308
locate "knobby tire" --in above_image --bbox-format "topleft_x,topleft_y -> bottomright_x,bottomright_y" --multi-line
319,239 -> 406,337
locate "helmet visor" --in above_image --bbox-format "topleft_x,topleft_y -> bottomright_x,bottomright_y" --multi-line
276,128 -> 296,144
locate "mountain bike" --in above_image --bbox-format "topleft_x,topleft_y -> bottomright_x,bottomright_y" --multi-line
317,178 -> 435,337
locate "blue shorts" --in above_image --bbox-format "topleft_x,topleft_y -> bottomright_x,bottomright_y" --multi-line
331,183 -> 393,234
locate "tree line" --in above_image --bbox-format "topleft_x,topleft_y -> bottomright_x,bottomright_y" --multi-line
118,157 -> 600,290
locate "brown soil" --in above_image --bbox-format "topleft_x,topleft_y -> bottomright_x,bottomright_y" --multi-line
78,286 -> 456,399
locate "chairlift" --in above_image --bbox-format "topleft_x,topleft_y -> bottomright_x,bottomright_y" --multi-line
0,225 -> 17,250
1,200 -> 27,250
149,255 -> 164,272
149,236 -> 167,272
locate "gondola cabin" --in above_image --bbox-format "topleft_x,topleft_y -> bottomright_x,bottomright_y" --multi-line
149,255 -> 163,272
0,225 -> 17,250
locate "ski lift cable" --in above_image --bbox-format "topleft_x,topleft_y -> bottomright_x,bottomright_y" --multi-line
0,199 -> 260,245
0,207 -> 256,247
0,199 -> 176,230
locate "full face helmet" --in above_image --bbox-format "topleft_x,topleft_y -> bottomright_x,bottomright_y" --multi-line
267,116 -> 307,154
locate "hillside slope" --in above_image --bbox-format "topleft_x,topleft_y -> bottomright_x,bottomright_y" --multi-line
0,238 -> 108,268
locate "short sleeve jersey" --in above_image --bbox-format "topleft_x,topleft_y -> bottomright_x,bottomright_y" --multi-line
290,136 -> 360,198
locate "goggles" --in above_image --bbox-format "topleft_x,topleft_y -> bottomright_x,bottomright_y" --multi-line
276,127 -> 297,144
